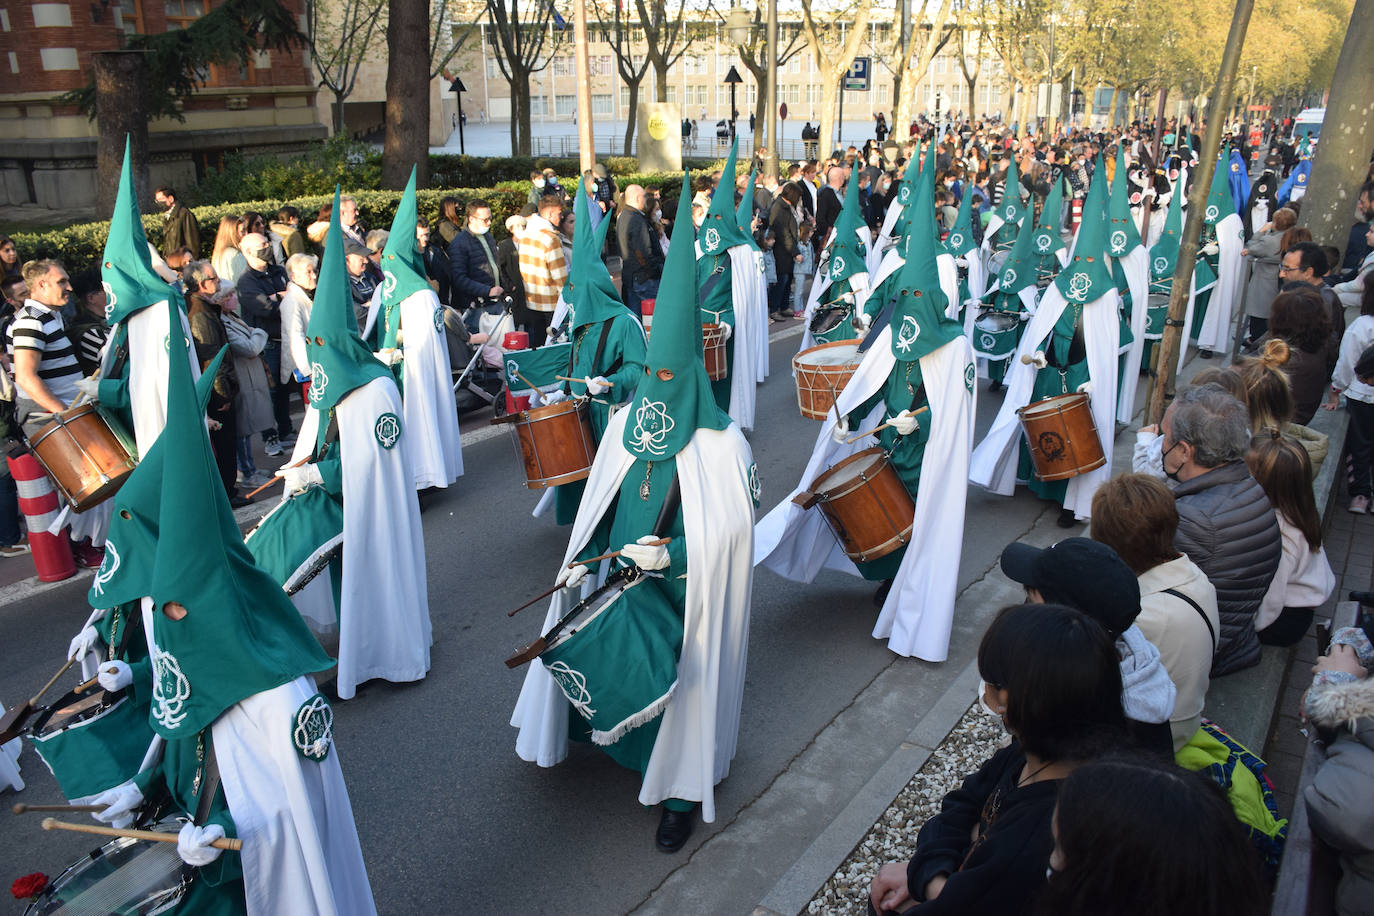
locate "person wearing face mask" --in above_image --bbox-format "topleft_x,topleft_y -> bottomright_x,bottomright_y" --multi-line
281,254 -> 319,403
528,170 -> 547,206
236,232 -> 294,456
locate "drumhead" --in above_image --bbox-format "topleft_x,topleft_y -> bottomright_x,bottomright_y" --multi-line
29,818 -> 190,916
814,448 -> 887,492
975,311 -> 1019,332
809,305 -> 850,335
545,573 -> 649,651
1019,392 -> 1090,420
796,341 -> 862,367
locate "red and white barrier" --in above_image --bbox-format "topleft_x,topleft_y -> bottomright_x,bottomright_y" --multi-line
8,452 -> 75,582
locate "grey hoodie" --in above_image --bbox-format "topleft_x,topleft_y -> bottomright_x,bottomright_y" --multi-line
1305,675 -> 1374,916
1118,625 -> 1177,726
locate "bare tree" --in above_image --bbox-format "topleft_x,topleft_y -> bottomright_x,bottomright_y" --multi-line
881,0 -> 956,135
986,0 -> 1052,137
429,1 -> 482,79
634,0 -> 696,104
588,0 -> 652,154
486,0 -> 564,155
305,0 -> 385,135
721,8 -> 806,146
955,0 -> 988,121
382,0 -> 430,187
799,0 -> 873,155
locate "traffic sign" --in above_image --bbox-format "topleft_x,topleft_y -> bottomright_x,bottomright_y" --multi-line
844,57 -> 870,92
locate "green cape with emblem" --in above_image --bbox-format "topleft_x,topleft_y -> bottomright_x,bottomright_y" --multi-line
944,183 -> 978,258
1151,178 -> 1185,282
1052,155 -> 1114,306
622,171 -> 729,460
1031,176 -> 1067,259
102,137 -> 175,327
736,169 -> 764,254
1107,145 -> 1143,258
567,178 -> 624,330
826,161 -> 868,286
1203,145 -> 1234,227
698,139 -> 752,257
143,296 -> 331,739
887,150 -> 924,239
994,154 -> 1026,230
890,142 -> 963,362
306,187 -> 391,415
378,167 -> 434,350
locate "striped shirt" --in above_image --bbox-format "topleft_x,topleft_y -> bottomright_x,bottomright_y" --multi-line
6,299 -> 82,406
517,215 -> 569,313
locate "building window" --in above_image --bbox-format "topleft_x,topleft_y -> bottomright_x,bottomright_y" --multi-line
487,58 -> 499,79
807,84 -> 820,105
553,56 -> 570,77
598,55 -> 612,76
592,93 -> 613,115
116,0 -> 143,35
934,56 -> 946,75
665,85 -> 676,103
555,94 -> 575,115
163,0 -> 205,30
788,57 -> 800,75
746,83 -> 756,104
530,95 -> 548,117
620,87 -> 630,110
877,83 -> 889,104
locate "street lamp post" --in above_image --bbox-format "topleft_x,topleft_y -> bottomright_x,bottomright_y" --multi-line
449,77 -> 467,154
724,65 -> 744,144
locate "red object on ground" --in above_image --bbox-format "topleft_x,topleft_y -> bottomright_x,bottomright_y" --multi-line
7,453 -> 75,583
10,872 -> 49,900
502,331 -> 529,351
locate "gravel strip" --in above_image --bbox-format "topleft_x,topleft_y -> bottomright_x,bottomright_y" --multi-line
806,704 -> 1009,914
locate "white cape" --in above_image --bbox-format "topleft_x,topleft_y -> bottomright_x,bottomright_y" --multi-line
1115,245 -> 1151,423
754,327 -> 975,660
510,408 -> 755,823
290,377 -> 431,699
1195,212 -> 1245,353
968,282 -> 1120,521
726,244 -> 767,429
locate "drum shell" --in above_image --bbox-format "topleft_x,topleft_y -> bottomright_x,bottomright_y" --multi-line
702,323 -> 728,381
972,310 -> 1021,360
507,399 -> 597,489
540,573 -> 683,745
792,339 -> 863,421
808,304 -> 851,337
30,690 -> 156,804
1144,292 -> 1169,339
29,404 -> 137,512
27,817 -> 191,915
245,485 -> 344,596
800,447 -> 915,562
1017,392 -> 1106,481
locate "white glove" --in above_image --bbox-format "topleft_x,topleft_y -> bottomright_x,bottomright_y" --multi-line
556,562 -> 589,590
717,323 -> 733,342
584,375 -> 611,396
176,822 -> 226,867
68,625 -> 100,661
888,409 -> 921,436
1201,242 -> 1219,257
542,389 -> 569,405
831,415 -> 851,444
276,463 -> 323,494
620,535 -> 670,571
91,781 -> 143,829
854,311 -> 872,331
374,347 -> 401,367
525,387 -> 543,408
1076,380 -> 1093,394
98,660 -> 133,692
1026,350 -> 1048,369
74,376 -> 101,400
954,256 -> 970,268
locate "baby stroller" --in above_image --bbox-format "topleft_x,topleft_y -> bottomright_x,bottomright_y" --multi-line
445,298 -> 513,416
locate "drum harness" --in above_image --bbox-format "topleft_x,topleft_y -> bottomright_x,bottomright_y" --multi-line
569,320 -> 623,402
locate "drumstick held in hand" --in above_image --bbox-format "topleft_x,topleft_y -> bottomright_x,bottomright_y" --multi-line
507,582 -> 563,618
554,375 -> 614,387
41,817 -> 243,851
843,406 -> 930,445
245,456 -> 310,500
567,538 -> 672,569
14,803 -> 107,814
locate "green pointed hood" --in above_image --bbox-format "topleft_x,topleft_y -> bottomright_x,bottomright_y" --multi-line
568,178 -> 625,329
1151,181 -> 1184,282
736,169 -> 763,253
890,142 -> 963,362
378,167 -> 433,349
622,172 -> 728,459
102,137 -> 174,326
89,345 -> 225,611
943,184 -> 978,257
1031,176 -> 1066,258
1107,145 -> 1143,258
1203,146 -> 1232,227
994,155 -> 1026,229
888,151 -> 924,238
1052,156 -> 1115,305
306,187 -> 391,414
698,139 -> 752,256
987,203 -> 1039,299
141,296 -> 331,738
826,162 -> 868,285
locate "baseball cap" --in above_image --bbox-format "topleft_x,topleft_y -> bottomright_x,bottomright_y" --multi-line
343,239 -> 373,258
1000,537 -> 1141,638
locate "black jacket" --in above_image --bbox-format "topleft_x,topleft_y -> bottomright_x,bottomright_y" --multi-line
767,198 -> 801,273
448,229 -> 501,308
815,186 -> 843,241
235,263 -> 288,339
616,207 -> 663,285
421,242 -> 452,307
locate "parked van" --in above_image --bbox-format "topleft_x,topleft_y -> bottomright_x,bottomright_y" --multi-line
1293,108 -> 1325,141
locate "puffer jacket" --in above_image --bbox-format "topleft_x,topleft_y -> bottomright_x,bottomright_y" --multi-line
1172,461 -> 1282,676
1305,676 -> 1374,916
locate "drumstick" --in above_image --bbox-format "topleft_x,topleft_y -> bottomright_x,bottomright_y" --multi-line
512,368 -> 543,393
0,656 -> 78,741
244,456 -> 310,500
73,673 -> 101,694
843,406 -> 930,445
566,538 -> 672,569
41,817 -> 243,851
554,375 -> 614,387
507,582 -> 564,618
14,803 -> 107,814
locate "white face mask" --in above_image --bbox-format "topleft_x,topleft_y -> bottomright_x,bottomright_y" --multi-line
534,178 -> 546,188
653,208 -> 662,220
977,679 -> 1003,719
471,224 -> 489,235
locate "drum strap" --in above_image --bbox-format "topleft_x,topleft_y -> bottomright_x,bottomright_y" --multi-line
591,321 -> 619,377
194,735 -> 221,826
699,263 -> 726,304
908,384 -> 927,413
858,295 -> 897,353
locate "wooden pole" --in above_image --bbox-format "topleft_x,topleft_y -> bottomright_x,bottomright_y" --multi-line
1146,0 -> 1256,428
572,0 -> 595,173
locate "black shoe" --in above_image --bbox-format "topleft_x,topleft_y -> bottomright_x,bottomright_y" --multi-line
230,494 -> 254,508
656,808 -> 694,853
1056,507 -> 1077,528
769,311 -> 782,322
873,578 -> 894,607
1198,349 -> 1214,359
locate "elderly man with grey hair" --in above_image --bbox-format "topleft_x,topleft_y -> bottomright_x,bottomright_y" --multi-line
1160,383 -> 1282,675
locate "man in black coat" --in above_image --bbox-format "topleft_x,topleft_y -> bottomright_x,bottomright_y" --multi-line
447,199 -> 504,311
813,165 -> 845,255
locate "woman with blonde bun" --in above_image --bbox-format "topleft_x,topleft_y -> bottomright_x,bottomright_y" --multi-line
1235,338 -> 1329,477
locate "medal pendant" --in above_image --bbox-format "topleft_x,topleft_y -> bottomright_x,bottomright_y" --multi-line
639,477 -> 651,501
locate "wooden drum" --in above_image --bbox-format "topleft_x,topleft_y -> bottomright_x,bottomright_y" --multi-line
1017,392 -> 1106,482
793,447 -> 914,563
792,338 -> 863,421
496,399 -> 597,489
28,404 -> 137,512
702,323 -> 729,381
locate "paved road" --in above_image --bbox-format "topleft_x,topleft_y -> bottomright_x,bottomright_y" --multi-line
1,323 -> 1069,915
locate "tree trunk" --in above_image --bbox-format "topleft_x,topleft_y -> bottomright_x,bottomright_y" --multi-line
654,62 -> 668,102
382,0 -> 431,188
332,87 -> 348,135
818,78 -> 838,160
624,82 -> 640,155
1108,86 -> 1121,128
93,50 -> 150,219
966,76 -> 978,121
1301,0 -> 1374,252
509,79 -> 521,157
514,80 -> 533,155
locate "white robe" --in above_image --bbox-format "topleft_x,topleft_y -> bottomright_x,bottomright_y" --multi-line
754,328 -> 975,660
511,409 -> 755,823
1115,245 -> 1151,423
363,288 -> 463,489
725,244 -> 768,428
1195,212 -> 1245,353
137,597 -> 375,916
290,377 -> 431,699
968,282 -> 1120,521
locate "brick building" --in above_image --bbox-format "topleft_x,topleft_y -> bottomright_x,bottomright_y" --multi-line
0,0 -> 325,210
